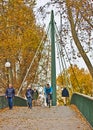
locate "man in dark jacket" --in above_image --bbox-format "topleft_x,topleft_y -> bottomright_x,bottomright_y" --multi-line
5,84 -> 15,109
62,87 -> 69,106
25,85 -> 34,109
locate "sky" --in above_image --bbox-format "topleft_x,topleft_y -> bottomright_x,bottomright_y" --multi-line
35,0 -> 93,75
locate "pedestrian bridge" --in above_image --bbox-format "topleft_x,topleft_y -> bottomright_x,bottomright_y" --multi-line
0,11 -> 93,129
0,93 -> 93,129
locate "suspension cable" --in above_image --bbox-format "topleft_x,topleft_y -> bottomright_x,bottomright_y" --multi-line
17,22 -> 51,96
54,22 -> 80,90
56,39 -> 67,85
33,23 -> 51,86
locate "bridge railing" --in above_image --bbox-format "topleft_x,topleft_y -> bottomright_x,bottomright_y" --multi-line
0,95 -> 8,108
0,95 -> 27,109
71,92 -> 93,128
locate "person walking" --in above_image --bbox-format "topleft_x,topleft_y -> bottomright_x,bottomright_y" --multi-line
33,88 -> 39,106
25,85 -> 34,109
61,87 -> 69,106
5,84 -> 15,110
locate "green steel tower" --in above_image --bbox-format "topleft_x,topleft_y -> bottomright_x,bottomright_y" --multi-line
50,10 -> 56,106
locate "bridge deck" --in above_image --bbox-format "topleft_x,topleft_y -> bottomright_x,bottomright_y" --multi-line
0,105 -> 92,130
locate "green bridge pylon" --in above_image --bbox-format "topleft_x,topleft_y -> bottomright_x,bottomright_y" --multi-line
50,10 -> 56,106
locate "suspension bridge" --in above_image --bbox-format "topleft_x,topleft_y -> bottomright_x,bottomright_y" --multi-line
0,10 -> 93,129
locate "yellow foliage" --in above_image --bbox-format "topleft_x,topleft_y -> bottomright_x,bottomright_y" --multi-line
57,65 -> 93,96
0,0 -> 44,92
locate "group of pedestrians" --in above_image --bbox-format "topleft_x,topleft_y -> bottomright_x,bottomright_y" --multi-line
5,84 -> 39,110
5,83 -> 69,110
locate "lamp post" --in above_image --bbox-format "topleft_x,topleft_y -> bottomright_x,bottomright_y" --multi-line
5,61 -> 11,86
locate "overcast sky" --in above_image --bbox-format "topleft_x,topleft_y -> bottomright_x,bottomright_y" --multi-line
35,0 -> 93,75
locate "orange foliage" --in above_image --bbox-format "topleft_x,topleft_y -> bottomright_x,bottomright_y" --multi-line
0,0 -> 44,93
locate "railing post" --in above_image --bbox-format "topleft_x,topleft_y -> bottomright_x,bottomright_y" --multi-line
50,10 -> 56,106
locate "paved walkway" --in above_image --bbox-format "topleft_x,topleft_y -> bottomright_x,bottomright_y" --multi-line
0,105 -> 92,130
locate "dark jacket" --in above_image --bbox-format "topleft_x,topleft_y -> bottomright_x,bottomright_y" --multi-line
62,88 -> 69,97
25,89 -> 34,99
5,87 -> 15,98
33,90 -> 38,100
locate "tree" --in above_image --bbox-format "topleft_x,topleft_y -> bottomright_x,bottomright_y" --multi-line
0,0 -> 44,94
37,0 -> 93,78
65,0 -> 93,78
57,65 -> 93,96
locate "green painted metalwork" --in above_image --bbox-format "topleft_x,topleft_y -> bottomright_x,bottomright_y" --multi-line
13,96 -> 27,106
0,96 -> 27,109
71,93 -> 93,128
50,10 -> 56,106
0,96 -> 8,109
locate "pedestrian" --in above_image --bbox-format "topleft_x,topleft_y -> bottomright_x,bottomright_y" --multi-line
61,87 -> 69,106
25,84 -> 34,109
33,88 -> 39,106
5,84 -> 15,110
44,83 -> 52,106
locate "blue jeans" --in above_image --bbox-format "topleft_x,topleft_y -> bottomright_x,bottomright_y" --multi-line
7,97 -> 13,109
27,97 -> 32,108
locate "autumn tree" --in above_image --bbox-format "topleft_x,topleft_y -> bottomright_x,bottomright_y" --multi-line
0,0 -> 44,94
57,65 -> 93,96
37,0 -> 93,79
65,0 -> 93,78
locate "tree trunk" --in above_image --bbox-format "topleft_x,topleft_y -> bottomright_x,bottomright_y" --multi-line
65,0 -> 93,79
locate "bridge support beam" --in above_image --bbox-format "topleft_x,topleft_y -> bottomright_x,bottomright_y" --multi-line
50,10 -> 56,106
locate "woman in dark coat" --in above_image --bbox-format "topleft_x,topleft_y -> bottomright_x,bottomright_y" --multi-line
62,87 -> 69,106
